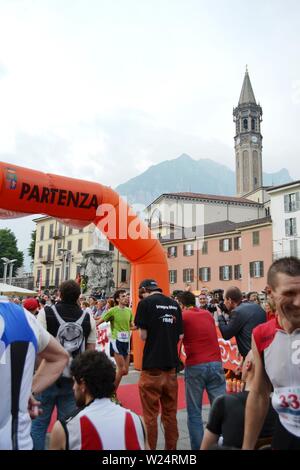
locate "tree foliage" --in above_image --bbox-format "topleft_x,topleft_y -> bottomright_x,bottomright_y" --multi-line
0,229 -> 24,278
28,229 -> 36,260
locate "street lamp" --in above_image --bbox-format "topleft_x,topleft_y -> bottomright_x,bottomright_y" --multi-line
1,258 -> 17,285
1,257 -> 10,284
59,249 -> 72,282
8,259 -> 17,285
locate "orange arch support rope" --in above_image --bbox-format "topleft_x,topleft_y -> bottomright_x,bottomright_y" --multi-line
0,162 -> 170,369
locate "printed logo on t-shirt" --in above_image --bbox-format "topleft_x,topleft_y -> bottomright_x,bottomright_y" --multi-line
159,314 -> 176,324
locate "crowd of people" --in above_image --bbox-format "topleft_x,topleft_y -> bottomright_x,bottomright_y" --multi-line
1,256 -> 300,450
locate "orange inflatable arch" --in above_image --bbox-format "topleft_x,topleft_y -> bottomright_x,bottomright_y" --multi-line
0,162 -> 169,369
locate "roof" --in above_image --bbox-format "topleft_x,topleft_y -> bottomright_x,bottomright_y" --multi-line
267,180 -> 299,193
161,216 -> 272,242
238,69 -> 256,105
149,192 -> 261,207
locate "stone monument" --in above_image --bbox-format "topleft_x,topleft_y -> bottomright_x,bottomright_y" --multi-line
81,227 -> 114,296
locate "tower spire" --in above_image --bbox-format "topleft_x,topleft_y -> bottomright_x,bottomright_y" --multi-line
238,67 -> 256,105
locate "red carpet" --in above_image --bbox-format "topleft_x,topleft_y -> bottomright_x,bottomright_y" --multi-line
47,377 -> 209,433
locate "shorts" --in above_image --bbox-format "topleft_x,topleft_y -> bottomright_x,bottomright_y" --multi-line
110,339 -> 130,358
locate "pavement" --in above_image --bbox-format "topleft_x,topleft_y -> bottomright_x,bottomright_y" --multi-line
122,366 -> 210,451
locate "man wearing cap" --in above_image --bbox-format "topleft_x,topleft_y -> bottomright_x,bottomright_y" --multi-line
135,279 -> 183,450
23,297 -> 40,316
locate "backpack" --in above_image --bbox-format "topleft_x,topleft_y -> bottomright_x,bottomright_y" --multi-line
51,305 -> 86,378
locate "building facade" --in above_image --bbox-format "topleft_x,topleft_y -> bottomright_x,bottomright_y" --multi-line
146,192 -> 266,239
267,180 -> 300,259
32,216 -> 130,291
163,217 -> 272,293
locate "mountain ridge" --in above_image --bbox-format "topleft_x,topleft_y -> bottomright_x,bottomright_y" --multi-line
115,154 -> 292,206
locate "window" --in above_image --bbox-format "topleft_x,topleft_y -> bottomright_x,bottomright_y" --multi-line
79,228 -> 83,233
49,224 -> 54,239
183,269 -> 194,283
109,242 -> 114,251
121,269 -> 127,283
243,118 -> 248,130
65,266 -> 69,281
252,231 -> 260,246
58,223 -> 63,237
78,239 -> 83,253
284,192 -> 300,212
234,237 -> 241,250
57,242 -> 62,256
290,240 -> 298,257
219,265 -> 232,281
251,118 -> 255,131
250,261 -> 264,278
40,226 -> 45,241
69,227 -> 73,235
202,241 -> 208,255
38,246 -> 43,258
219,238 -> 232,252
45,268 -> 50,288
199,267 -> 211,282
234,264 -> 242,280
67,240 -> 72,251
36,269 -> 41,287
55,267 -> 60,287
285,218 -> 297,237
47,244 -> 52,261
167,246 -> 177,258
183,244 -> 194,256
169,270 -> 177,284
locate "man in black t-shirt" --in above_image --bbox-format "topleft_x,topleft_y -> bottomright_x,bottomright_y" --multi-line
135,279 -> 183,450
200,350 -> 276,449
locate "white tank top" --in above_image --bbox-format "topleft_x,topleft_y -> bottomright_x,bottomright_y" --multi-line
65,398 -> 145,450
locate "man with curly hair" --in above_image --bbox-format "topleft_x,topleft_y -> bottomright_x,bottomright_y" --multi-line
49,350 -> 146,450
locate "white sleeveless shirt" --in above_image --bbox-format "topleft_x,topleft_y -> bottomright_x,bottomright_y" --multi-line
65,398 -> 145,450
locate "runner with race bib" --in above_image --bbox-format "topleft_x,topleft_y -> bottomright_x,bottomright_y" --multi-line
97,289 -> 134,392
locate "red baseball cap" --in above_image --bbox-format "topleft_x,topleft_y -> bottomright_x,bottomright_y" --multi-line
23,298 -> 39,312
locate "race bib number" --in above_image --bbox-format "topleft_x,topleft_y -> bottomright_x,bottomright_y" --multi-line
272,387 -> 300,437
117,331 -> 130,342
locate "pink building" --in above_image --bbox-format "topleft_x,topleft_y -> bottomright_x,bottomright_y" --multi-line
162,216 -> 272,294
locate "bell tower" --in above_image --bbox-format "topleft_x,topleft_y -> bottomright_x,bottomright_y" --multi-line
233,67 -> 263,196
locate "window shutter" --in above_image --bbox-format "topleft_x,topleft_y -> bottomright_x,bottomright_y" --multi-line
249,262 -> 254,278
284,195 -> 289,212
208,268 -> 211,282
191,269 -> 194,282
229,265 -> 232,280
296,192 -> 300,211
285,219 -> 290,237
219,240 -> 223,252
292,218 -> 297,236
183,269 -> 186,282
260,262 -> 264,278
229,239 -> 232,251
219,266 -> 223,281
234,265 -> 238,280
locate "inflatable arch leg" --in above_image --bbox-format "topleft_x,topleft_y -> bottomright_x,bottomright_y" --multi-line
0,162 -> 170,369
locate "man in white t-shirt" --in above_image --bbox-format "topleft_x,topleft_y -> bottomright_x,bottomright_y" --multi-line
0,296 -> 68,450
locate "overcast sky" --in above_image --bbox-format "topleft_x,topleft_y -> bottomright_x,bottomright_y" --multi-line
0,0 -> 299,266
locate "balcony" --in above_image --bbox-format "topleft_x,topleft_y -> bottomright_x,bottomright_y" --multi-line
52,234 -> 63,240
39,256 -> 53,264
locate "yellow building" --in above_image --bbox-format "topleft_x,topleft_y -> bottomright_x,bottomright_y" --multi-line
33,216 -> 130,291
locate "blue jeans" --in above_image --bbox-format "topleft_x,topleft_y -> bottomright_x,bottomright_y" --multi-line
31,378 -> 77,450
184,361 -> 225,450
